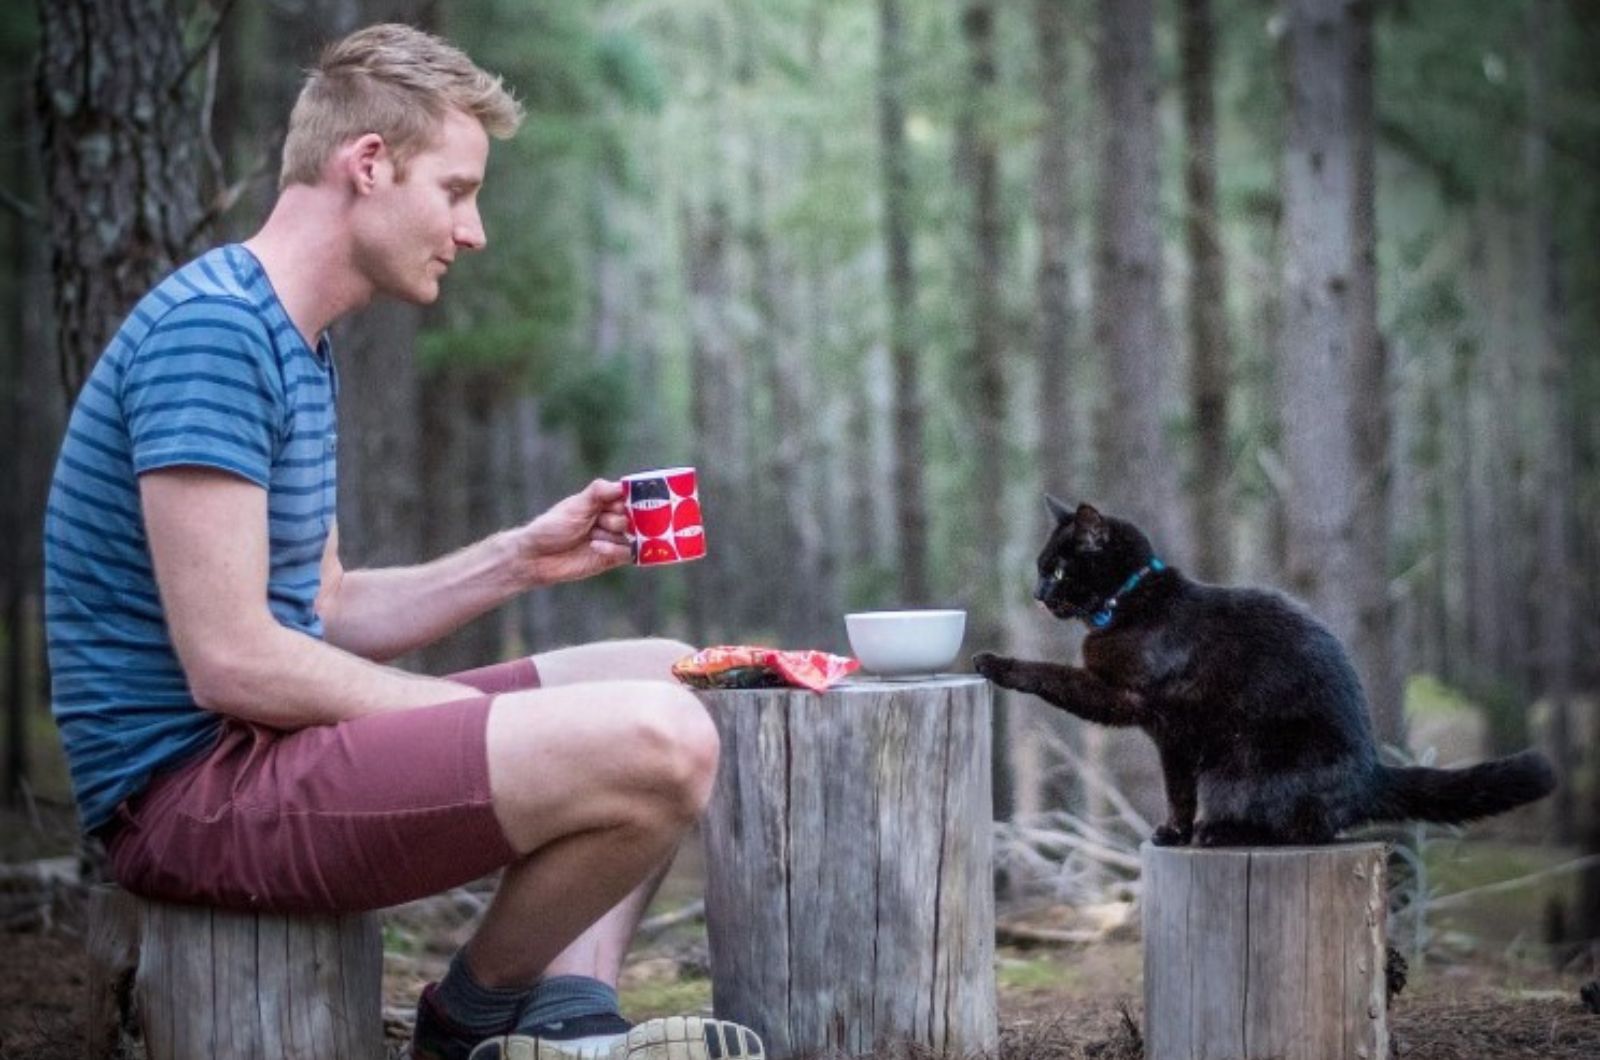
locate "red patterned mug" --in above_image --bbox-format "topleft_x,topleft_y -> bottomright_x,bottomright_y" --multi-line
622,467 -> 705,566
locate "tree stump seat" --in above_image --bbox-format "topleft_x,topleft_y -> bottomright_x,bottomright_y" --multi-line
1141,842 -> 1389,1060
696,676 -> 998,1060
85,885 -> 384,1060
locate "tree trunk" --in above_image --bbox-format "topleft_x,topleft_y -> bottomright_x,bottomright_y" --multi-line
956,0 -> 1012,821
1026,0 -> 1086,816
593,176 -> 663,636
1345,0 -> 1403,747
1034,0 -> 1076,505
877,0 -> 930,608
1142,843 -> 1388,1060
1094,0 -> 1184,560
1524,0 -> 1577,843
334,303 -> 424,569
699,678 -> 997,1058
1278,0 -> 1360,651
36,0 -> 205,404
1180,0 -> 1232,584
737,13 -> 818,645
1467,205 -> 1532,751
2,49 -> 47,804
682,197 -> 739,644
85,886 -> 383,1060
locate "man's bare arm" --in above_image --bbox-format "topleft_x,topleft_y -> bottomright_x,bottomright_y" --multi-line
316,479 -> 631,661
141,467 -> 480,728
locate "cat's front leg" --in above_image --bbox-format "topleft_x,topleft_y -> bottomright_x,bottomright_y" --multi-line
972,651 -> 1047,696
972,652 -> 1145,727
1151,746 -> 1197,846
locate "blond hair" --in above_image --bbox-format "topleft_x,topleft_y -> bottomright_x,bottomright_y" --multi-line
279,23 -> 523,188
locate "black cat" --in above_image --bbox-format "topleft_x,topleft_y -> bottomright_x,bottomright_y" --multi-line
972,498 -> 1556,847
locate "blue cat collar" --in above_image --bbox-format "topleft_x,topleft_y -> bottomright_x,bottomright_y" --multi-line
1088,557 -> 1166,629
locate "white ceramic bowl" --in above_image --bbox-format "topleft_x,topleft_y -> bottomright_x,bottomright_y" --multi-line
844,609 -> 967,677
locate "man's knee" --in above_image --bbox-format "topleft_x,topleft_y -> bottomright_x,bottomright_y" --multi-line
484,681 -> 718,851
627,684 -> 720,820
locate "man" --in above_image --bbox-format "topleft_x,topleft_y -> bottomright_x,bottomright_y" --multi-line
44,23 -> 761,1060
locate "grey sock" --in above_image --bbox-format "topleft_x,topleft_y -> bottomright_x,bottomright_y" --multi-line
515,975 -> 623,1032
432,951 -> 532,1036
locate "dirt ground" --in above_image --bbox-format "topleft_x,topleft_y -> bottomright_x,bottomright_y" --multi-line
3,890 -> 1598,1060
2,808 -> 1598,1059
4,923 -> 1598,1059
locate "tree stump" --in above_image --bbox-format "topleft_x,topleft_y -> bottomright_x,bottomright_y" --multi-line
1141,842 -> 1388,1060
85,886 -> 384,1060
697,677 -> 997,1060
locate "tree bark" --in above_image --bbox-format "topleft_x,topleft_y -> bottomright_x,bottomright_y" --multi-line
699,678 -> 997,1058
334,303 -> 424,569
1142,843 -> 1388,1060
1034,0 -> 1076,505
682,196 -> 739,644
1094,0 -> 1184,560
956,0 -> 1012,821
1278,0 -> 1360,651
1524,0 -> 1577,843
36,0 -> 206,404
86,886 -> 384,1060
1180,0 -> 1233,583
1345,0 -> 1403,747
877,0 -> 930,608
737,12 -> 819,645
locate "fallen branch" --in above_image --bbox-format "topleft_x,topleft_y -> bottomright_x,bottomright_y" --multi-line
1426,854 -> 1600,911
638,899 -> 704,938
995,921 -> 1104,948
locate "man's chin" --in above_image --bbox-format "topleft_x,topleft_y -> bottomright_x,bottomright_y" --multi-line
385,279 -> 442,305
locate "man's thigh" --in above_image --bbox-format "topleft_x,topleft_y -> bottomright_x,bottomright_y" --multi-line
108,693 -> 517,914
482,677 -> 717,854
532,637 -> 692,687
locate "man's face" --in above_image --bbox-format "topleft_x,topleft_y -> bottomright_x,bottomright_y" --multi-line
353,108 -> 490,304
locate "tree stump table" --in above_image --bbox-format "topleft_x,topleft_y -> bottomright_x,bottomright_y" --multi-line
85,886 -> 384,1060
697,676 -> 997,1059
1141,842 -> 1389,1060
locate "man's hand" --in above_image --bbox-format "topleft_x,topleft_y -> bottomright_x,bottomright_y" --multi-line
513,478 -> 632,586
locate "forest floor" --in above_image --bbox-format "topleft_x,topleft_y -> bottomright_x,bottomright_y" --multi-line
3,798 -> 1598,1060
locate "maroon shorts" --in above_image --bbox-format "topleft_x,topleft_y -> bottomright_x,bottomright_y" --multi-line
104,658 -> 539,913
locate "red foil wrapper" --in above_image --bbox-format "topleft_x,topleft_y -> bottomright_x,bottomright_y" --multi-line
672,646 -> 860,692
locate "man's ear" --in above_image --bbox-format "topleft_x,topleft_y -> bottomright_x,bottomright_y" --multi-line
343,133 -> 389,195
1073,503 -> 1109,550
1044,493 -> 1073,524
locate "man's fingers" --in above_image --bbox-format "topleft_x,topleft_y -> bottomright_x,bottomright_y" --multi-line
586,478 -> 624,505
596,512 -> 629,535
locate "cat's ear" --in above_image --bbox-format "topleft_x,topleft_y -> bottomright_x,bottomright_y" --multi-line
1044,494 -> 1074,524
1073,503 -> 1109,550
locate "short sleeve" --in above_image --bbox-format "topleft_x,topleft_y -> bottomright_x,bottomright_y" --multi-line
122,297 -> 287,487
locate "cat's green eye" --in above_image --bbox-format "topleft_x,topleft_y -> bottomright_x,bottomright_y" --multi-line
1052,563 -> 1065,580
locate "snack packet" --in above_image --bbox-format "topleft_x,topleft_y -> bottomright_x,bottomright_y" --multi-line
672,646 -> 859,693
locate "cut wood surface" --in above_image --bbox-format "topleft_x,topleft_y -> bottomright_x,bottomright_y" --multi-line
698,676 -> 997,1060
1142,842 -> 1388,1060
85,886 -> 383,1060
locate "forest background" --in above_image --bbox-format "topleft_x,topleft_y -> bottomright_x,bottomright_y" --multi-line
1,0 -> 1598,952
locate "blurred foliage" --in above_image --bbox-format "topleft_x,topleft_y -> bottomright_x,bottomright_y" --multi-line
1405,673 -> 1483,719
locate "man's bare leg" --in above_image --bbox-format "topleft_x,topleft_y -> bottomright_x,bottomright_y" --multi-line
465,640 -> 702,987
520,639 -> 694,986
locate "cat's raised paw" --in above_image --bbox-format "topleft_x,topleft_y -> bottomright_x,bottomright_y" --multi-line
1150,823 -> 1192,847
972,651 -> 1013,685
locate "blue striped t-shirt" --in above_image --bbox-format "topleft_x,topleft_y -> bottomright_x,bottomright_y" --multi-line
45,244 -> 339,833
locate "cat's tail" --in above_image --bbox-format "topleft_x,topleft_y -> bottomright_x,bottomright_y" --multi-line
1369,750 -> 1556,825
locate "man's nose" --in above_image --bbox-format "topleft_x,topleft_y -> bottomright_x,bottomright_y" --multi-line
455,209 -> 486,251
